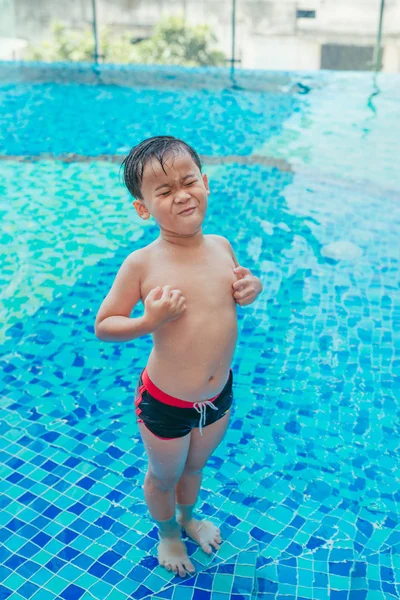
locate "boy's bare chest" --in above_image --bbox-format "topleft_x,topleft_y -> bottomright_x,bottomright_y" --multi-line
140,248 -> 236,306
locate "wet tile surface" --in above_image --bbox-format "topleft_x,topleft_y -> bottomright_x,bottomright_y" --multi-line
1,64 -> 400,599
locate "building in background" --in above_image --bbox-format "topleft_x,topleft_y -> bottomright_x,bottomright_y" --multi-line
233,0 -> 400,72
1,0 -> 399,72
0,0 -> 27,59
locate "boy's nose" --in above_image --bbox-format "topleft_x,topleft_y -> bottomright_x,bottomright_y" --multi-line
175,190 -> 191,202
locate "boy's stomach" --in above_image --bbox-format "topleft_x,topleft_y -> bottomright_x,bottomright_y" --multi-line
145,306 -> 238,403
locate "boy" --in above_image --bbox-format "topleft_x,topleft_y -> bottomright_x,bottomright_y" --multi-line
95,136 -> 262,578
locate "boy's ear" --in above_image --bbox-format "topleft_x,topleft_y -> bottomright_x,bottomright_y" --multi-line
203,173 -> 210,194
133,200 -> 151,220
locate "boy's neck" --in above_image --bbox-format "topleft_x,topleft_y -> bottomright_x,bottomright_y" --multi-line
158,229 -> 205,249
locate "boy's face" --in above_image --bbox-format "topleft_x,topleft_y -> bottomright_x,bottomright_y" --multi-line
133,153 -> 210,237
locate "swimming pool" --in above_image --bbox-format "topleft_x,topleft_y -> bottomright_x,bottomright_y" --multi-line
0,62 -> 399,600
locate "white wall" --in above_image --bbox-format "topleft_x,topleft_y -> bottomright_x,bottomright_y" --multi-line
242,36 -> 321,71
0,0 -> 16,37
383,42 -> 400,72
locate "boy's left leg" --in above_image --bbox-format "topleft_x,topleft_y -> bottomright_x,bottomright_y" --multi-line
175,410 -> 230,554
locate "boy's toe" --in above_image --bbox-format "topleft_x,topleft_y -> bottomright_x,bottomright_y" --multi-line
201,543 -> 212,554
184,560 -> 195,574
178,562 -> 187,577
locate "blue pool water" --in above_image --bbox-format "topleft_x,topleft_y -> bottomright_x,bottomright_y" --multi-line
0,62 -> 400,600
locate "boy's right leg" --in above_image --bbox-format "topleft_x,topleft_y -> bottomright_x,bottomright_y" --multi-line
138,422 -> 194,577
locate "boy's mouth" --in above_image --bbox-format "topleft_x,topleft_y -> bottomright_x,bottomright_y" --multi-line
179,207 -> 196,215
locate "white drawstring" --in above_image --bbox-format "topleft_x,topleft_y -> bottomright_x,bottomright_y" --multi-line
193,401 -> 218,436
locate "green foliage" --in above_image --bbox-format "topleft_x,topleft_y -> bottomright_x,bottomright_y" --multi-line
132,16 -> 226,66
26,17 -> 226,67
27,21 -> 96,62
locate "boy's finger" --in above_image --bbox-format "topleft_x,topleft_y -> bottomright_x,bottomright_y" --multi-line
170,289 -> 184,302
147,286 -> 161,299
232,280 -> 247,291
236,294 -> 251,304
160,285 -> 172,298
233,266 -> 251,276
234,289 -> 251,300
170,289 -> 183,297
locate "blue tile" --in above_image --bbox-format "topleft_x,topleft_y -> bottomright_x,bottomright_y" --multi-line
193,590 -> 211,600
131,585 -> 153,599
59,584 -> 85,599
5,519 -> 26,533
4,555 -> 26,570
42,506 -> 62,519
88,562 -> 109,577
128,565 -> 150,582
103,568 -> 124,585
67,503 -> 86,516
18,543 -> 40,560
57,546 -> 80,561
15,581 -> 39,599
0,586 -> 13,599
45,558 -> 66,574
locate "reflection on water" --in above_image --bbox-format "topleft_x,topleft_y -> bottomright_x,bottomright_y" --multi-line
0,67 -> 399,599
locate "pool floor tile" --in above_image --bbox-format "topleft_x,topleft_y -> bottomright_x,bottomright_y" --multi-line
1,66 -> 400,600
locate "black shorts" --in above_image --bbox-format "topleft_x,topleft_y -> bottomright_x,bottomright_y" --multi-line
134,368 -> 234,440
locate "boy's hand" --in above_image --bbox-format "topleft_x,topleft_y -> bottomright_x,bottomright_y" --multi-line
232,266 -> 262,306
144,285 -> 187,330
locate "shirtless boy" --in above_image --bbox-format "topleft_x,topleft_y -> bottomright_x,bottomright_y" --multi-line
95,136 -> 262,578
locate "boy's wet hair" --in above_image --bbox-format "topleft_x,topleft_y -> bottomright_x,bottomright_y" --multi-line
122,136 -> 202,200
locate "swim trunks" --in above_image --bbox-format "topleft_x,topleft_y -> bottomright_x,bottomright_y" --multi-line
134,368 -> 233,440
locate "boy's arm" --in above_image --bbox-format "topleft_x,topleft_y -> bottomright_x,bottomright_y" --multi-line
95,251 -> 153,342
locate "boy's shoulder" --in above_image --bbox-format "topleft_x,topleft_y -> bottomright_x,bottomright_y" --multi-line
206,235 -> 238,266
120,243 -> 154,276
125,239 -> 158,263
206,234 -> 232,248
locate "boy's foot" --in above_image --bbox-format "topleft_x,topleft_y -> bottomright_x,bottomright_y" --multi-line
158,536 -> 195,578
178,517 -> 222,554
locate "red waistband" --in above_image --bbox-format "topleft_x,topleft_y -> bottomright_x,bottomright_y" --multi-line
141,368 -> 222,408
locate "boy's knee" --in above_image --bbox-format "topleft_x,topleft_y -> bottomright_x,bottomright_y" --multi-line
182,464 -> 203,477
145,470 -> 178,492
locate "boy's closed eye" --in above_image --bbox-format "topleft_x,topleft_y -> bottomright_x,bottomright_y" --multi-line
157,181 -> 196,197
